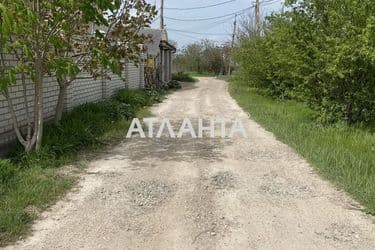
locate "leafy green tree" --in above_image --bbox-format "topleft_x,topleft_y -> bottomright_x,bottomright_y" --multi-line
0,0 -> 156,152
174,40 -> 230,75
235,0 -> 375,124
51,0 -> 156,124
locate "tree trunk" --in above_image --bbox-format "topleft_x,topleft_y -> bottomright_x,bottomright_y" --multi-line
21,71 -> 32,141
35,84 -> 44,150
54,83 -> 67,125
34,57 -> 44,151
4,90 -> 27,148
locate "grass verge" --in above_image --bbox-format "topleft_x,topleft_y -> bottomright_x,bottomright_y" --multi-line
0,86 -> 172,246
229,80 -> 375,214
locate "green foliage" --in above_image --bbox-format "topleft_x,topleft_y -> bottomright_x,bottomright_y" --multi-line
172,72 -> 196,82
0,0 -> 157,151
174,40 -> 231,75
235,0 -> 375,125
167,80 -> 183,89
116,89 -> 151,108
145,87 -> 167,103
230,81 -> 375,214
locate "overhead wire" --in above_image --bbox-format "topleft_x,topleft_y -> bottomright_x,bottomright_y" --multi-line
160,0 -> 282,43
168,29 -> 229,36
165,7 -> 252,22
165,0 -> 236,11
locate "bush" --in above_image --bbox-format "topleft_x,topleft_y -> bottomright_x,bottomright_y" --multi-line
115,89 -> 151,108
235,0 -> 375,125
172,72 -> 196,82
100,101 -> 136,121
145,87 -> 166,103
167,80 -> 182,90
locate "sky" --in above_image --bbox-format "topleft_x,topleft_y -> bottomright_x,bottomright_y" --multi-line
146,0 -> 284,49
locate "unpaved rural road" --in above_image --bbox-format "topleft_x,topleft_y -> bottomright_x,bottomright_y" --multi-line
8,78 -> 375,249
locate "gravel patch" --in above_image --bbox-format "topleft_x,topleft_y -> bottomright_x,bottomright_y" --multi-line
127,180 -> 175,210
211,171 -> 236,190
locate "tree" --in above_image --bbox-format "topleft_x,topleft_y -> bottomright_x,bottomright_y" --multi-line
51,0 -> 156,124
237,12 -> 256,42
235,0 -> 375,124
0,0 -> 48,152
173,40 -> 230,75
0,0 -> 156,152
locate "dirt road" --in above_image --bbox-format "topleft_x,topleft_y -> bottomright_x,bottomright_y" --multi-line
8,78 -> 375,249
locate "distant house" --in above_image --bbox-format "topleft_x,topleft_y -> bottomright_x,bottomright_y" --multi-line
141,28 -> 176,87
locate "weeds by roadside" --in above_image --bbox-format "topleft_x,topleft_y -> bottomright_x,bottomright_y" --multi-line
229,80 -> 375,215
0,86 -> 172,246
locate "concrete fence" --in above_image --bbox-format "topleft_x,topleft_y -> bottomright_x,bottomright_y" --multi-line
0,54 -> 145,148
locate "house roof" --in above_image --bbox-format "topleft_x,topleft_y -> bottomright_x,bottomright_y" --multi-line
140,28 -> 162,56
140,28 -> 176,56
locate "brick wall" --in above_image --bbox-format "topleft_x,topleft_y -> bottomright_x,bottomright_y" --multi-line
126,63 -> 145,89
0,62 -> 145,147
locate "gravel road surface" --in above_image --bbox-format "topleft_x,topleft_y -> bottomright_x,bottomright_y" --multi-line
7,78 -> 375,250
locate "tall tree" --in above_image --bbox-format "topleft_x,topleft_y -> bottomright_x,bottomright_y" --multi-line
51,0 -> 156,124
0,0 -> 156,152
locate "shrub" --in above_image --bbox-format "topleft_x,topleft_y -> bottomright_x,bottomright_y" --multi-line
172,72 -> 196,82
145,87 -> 166,103
100,101 -> 136,121
235,0 -> 375,125
115,89 -> 151,108
167,80 -> 182,90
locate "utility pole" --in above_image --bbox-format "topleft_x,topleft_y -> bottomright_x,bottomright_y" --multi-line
255,0 -> 261,35
228,14 -> 237,76
160,0 -> 164,30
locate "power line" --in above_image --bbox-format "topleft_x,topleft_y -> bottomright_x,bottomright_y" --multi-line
165,7 -> 252,22
157,1 -> 280,26
168,29 -> 229,36
165,0 -> 236,11
171,32 -> 202,41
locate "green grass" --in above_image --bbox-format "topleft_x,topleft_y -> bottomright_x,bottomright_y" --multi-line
229,80 -> 375,214
0,164 -> 74,245
0,87 -> 169,246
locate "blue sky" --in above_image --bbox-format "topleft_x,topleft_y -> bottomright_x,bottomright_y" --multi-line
147,0 -> 283,48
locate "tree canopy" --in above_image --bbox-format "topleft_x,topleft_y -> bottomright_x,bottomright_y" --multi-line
0,0 -> 156,152
235,0 -> 375,124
